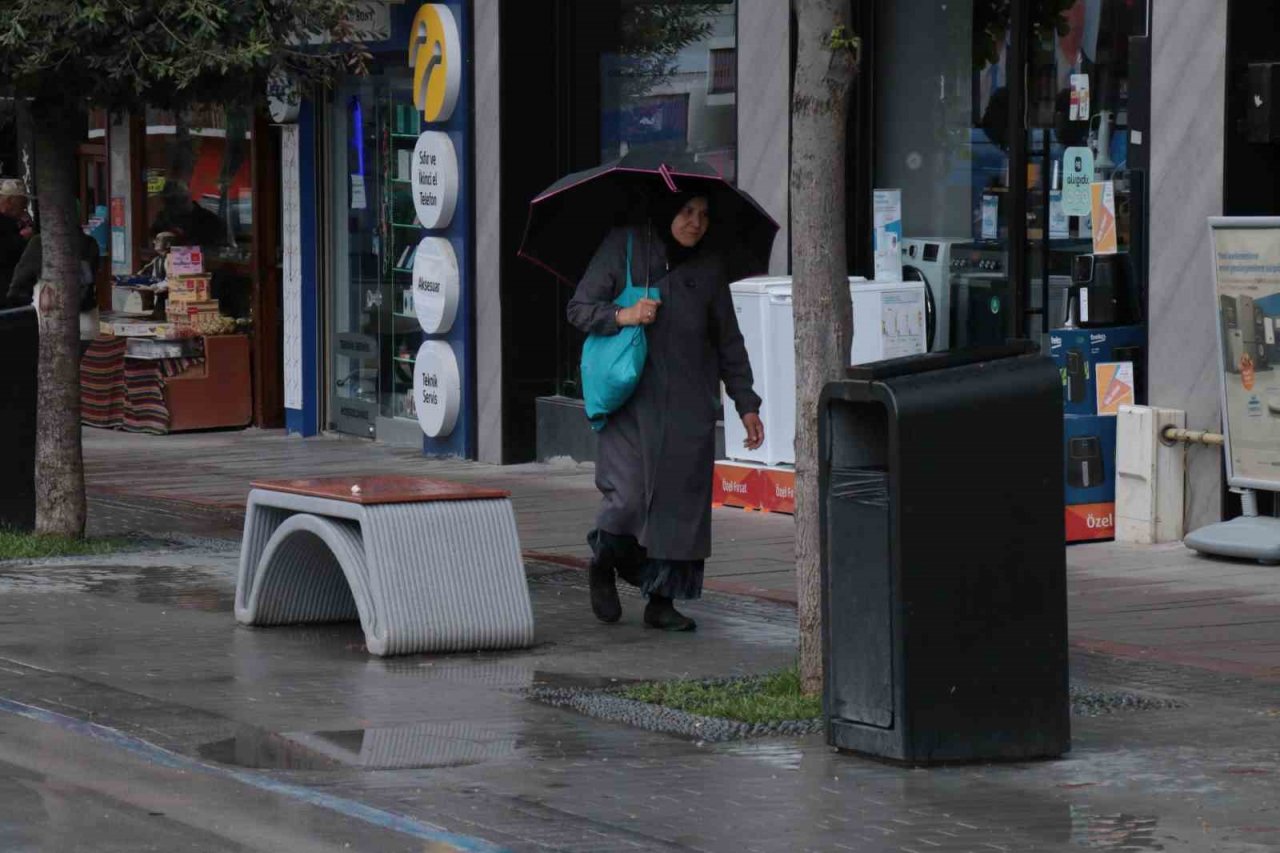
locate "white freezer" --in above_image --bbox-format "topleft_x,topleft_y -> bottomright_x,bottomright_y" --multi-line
722,277 -> 927,466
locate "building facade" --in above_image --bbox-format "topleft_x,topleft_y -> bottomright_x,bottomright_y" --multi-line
80,1 -> 1270,537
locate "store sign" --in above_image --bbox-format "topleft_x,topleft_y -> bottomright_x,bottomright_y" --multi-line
1210,218 -> 1280,491
1062,147 -> 1094,216
408,3 -> 461,123
307,1 -> 390,44
411,131 -> 458,229
267,70 -> 301,124
412,236 -> 460,334
413,340 -> 461,438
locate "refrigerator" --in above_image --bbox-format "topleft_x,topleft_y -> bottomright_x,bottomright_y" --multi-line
723,278 -> 927,465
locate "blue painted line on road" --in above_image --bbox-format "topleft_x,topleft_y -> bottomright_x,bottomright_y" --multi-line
0,696 -> 511,853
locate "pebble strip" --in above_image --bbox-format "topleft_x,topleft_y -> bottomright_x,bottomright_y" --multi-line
526,686 -> 824,743
527,682 -> 1184,742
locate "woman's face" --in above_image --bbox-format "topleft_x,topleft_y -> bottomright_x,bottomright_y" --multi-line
670,196 -> 710,248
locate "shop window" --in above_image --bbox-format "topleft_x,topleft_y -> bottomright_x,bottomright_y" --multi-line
875,0 -> 1142,350
553,1 -> 738,400
325,69 -> 434,442
141,104 -> 255,320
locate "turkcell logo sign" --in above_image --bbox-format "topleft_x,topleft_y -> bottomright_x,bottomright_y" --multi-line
1062,147 -> 1094,216
408,4 -> 461,123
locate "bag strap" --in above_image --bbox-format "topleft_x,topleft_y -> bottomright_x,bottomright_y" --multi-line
625,231 -> 633,292
644,224 -> 650,299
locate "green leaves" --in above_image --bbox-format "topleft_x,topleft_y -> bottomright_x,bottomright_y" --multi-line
0,0 -> 364,110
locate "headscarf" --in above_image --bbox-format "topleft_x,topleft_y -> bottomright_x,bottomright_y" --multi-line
647,190 -> 709,271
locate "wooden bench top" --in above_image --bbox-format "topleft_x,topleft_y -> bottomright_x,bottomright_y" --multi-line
250,475 -> 510,505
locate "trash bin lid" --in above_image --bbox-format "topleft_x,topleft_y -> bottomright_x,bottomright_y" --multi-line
845,341 -> 1039,381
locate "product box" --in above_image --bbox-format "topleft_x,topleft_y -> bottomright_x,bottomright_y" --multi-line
106,320 -> 173,338
712,461 -> 795,514
168,246 -> 204,276
166,299 -> 220,328
1049,324 -> 1145,415
167,274 -> 212,303
1064,413 -> 1118,542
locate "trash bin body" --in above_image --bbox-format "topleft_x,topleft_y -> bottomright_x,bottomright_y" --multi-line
820,345 -> 1068,764
0,307 -> 38,531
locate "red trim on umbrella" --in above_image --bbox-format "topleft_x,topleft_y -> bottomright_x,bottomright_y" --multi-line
515,247 -> 576,285
658,163 -> 679,192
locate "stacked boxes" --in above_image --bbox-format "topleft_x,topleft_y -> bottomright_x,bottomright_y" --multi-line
1049,325 -> 1144,542
163,256 -> 219,332
168,274 -> 211,303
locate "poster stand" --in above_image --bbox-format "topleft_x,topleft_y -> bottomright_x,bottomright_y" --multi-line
1185,217 -> 1280,564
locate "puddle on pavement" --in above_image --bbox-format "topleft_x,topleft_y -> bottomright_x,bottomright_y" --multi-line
0,565 -> 233,612
199,722 -> 520,771
1070,806 -> 1164,851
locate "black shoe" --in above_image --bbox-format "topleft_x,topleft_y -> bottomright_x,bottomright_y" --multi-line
643,595 -> 696,632
589,558 -> 622,623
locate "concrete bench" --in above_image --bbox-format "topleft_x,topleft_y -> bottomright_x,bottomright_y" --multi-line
235,476 -> 535,655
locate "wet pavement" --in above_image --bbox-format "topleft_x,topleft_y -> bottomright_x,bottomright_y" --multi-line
0,545 -> 1278,851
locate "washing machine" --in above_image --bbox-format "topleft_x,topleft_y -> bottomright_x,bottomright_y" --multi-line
901,237 -> 964,351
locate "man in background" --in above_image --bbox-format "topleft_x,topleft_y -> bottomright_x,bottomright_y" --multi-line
0,177 -> 33,294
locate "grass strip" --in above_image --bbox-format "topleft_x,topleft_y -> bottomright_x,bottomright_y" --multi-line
619,668 -> 820,725
0,529 -> 128,561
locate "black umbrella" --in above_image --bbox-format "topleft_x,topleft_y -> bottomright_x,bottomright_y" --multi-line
518,151 -> 779,285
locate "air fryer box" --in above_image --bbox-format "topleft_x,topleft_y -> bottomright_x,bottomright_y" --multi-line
1064,414 -> 1118,542
1049,325 -> 1145,415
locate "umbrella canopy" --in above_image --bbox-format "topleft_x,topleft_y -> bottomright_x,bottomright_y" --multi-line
518,151 -> 779,285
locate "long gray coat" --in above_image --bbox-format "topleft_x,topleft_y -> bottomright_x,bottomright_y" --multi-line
568,225 -> 761,561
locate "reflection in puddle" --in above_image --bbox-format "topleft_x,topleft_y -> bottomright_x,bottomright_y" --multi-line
0,565 -> 233,612
1071,806 -> 1164,851
718,740 -> 806,771
199,722 -> 519,771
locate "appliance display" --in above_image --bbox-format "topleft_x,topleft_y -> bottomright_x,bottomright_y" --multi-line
1066,435 -> 1104,489
948,242 -> 1011,349
723,277 -> 926,466
901,237 -> 964,351
1065,349 -> 1087,403
1220,295 -> 1242,374
1239,295 -> 1271,371
1066,252 -> 1141,328
1265,316 -> 1280,368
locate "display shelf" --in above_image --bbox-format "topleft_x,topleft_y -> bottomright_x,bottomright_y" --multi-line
391,133 -> 421,141
393,356 -> 416,364
391,222 -> 423,230
392,312 -> 419,321
391,178 -> 412,185
392,267 -> 413,275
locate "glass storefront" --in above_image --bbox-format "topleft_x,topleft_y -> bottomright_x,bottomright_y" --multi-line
142,104 -> 256,321
325,68 -> 425,442
553,1 -> 739,399
876,0 -> 1144,350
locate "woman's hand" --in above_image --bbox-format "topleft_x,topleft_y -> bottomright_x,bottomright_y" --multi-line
617,298 -> 662,327
742,413 -> 764,450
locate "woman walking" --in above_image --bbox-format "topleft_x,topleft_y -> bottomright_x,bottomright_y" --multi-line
567,193 -> 764,631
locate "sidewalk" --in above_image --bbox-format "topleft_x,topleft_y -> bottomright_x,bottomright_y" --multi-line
83,427 -> 1280,681
1,537 -> 1278,851
0,426 -> 1272,851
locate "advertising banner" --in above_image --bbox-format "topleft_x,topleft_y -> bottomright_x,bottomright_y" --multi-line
1209,217 -> 1280,490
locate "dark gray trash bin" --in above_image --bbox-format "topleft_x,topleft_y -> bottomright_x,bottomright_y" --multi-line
819,342 -> 1068,764
0,306 -> 37,531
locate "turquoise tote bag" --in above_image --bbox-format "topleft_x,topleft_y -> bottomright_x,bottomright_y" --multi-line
580,232 -> 653,431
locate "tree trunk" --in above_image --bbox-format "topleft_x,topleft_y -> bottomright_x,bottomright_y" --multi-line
790,0 -> 856,696
32,98 -> 88,537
